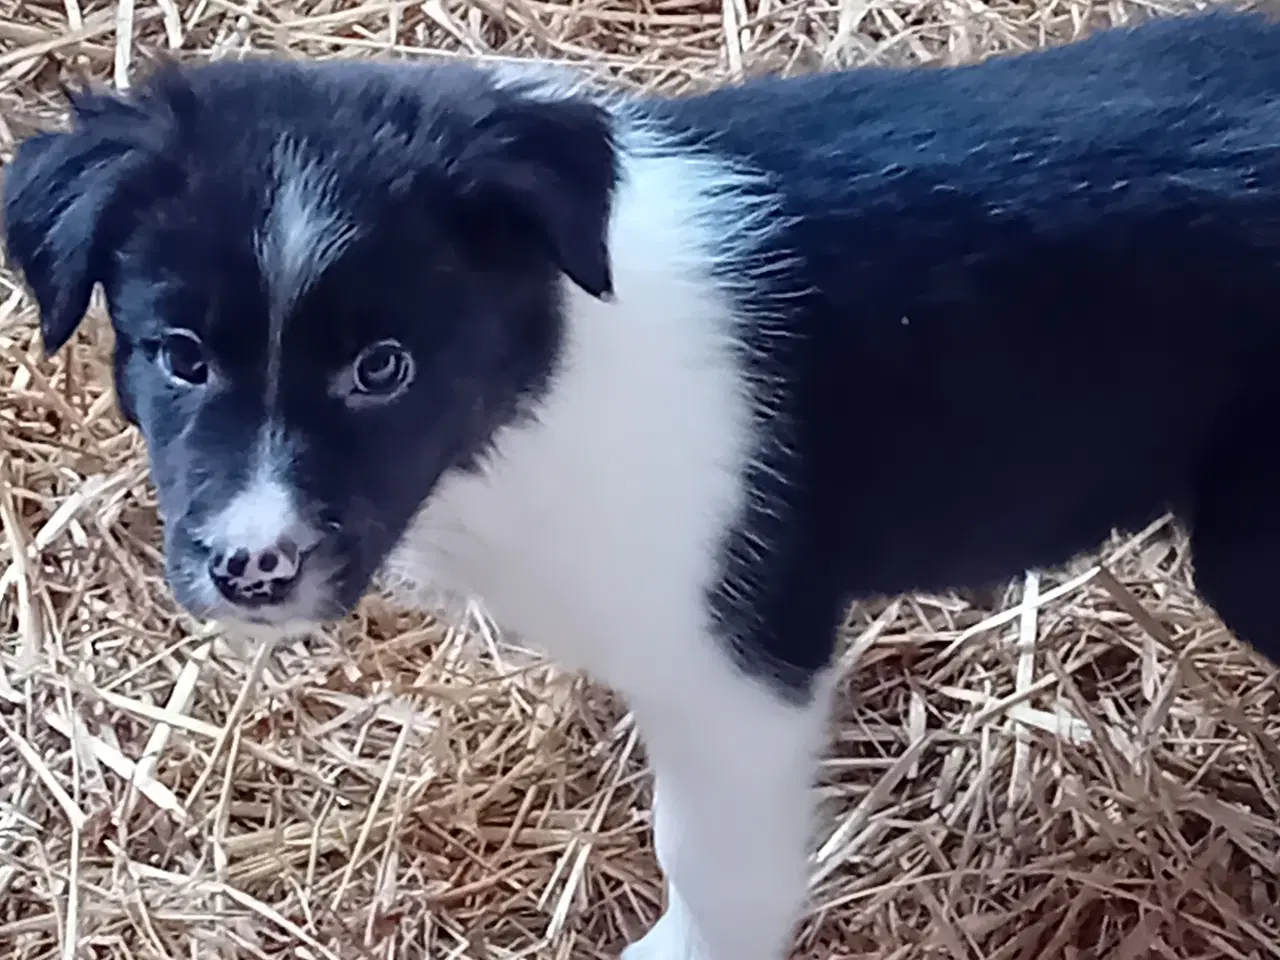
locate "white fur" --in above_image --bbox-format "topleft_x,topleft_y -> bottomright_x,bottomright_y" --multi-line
625,671 -> 832,960
195,427 -> 331,632
200,452 -> 290,554
198,426 -> 310,553
384,116 -> 829,960
256,136 -> 358,410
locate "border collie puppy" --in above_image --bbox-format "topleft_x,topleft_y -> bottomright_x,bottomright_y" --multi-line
8,9 -> 1280,958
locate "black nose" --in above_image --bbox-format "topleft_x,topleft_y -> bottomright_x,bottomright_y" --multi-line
209,538 -> 305,607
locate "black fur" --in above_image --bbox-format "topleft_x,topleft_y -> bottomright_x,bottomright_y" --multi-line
661,9 -> 1280,694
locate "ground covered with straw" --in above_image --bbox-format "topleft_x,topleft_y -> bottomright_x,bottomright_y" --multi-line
2,0 -> 1280,956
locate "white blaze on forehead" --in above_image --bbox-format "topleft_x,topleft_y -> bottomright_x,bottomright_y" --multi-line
255,136 -> 359,411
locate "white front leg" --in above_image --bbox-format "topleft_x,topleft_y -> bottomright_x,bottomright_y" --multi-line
622,662 -> 832,960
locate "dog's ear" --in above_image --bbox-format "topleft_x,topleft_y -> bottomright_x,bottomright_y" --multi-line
451,91 -> 618,301
2,93 -> 166,356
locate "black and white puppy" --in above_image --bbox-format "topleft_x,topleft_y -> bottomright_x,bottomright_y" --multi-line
8,9 -> 1280,958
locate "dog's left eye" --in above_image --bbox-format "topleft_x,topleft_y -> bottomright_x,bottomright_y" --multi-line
353,340 -> 414,398
158,330 -> 209,386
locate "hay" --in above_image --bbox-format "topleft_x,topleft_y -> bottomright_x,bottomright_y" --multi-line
2,0 -> 1280,955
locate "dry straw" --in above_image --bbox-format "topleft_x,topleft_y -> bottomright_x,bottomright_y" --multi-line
2,0 -> 1279,956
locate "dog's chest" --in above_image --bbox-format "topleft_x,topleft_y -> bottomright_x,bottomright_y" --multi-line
384,464 -> 703,686
382,406 -> 750,691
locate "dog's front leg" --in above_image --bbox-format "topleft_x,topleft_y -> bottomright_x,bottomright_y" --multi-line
622,660 -> 832,960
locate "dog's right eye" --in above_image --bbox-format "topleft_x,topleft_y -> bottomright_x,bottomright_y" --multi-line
158,330 -> 209,386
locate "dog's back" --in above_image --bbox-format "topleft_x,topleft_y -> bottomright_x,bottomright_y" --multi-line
629,11 -> 1280,611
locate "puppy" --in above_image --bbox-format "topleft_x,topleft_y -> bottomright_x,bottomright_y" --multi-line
8,9 -> 1280,958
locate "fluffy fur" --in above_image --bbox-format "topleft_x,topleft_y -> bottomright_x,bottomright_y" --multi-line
8,10 -> 1280,959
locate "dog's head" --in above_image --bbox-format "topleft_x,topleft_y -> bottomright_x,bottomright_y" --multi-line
2,58 -> 618,631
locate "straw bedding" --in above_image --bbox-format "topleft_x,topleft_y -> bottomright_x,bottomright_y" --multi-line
2,0 -> 1279,956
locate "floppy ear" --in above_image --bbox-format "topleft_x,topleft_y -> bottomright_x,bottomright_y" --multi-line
2,110 -> 156,356
453,93 -> 618,301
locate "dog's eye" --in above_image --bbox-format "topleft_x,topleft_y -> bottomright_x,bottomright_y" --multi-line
158,330 -> 209,386
353,340 -> 413,398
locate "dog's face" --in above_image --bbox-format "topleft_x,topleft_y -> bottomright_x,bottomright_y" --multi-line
2,59 -> 617,631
